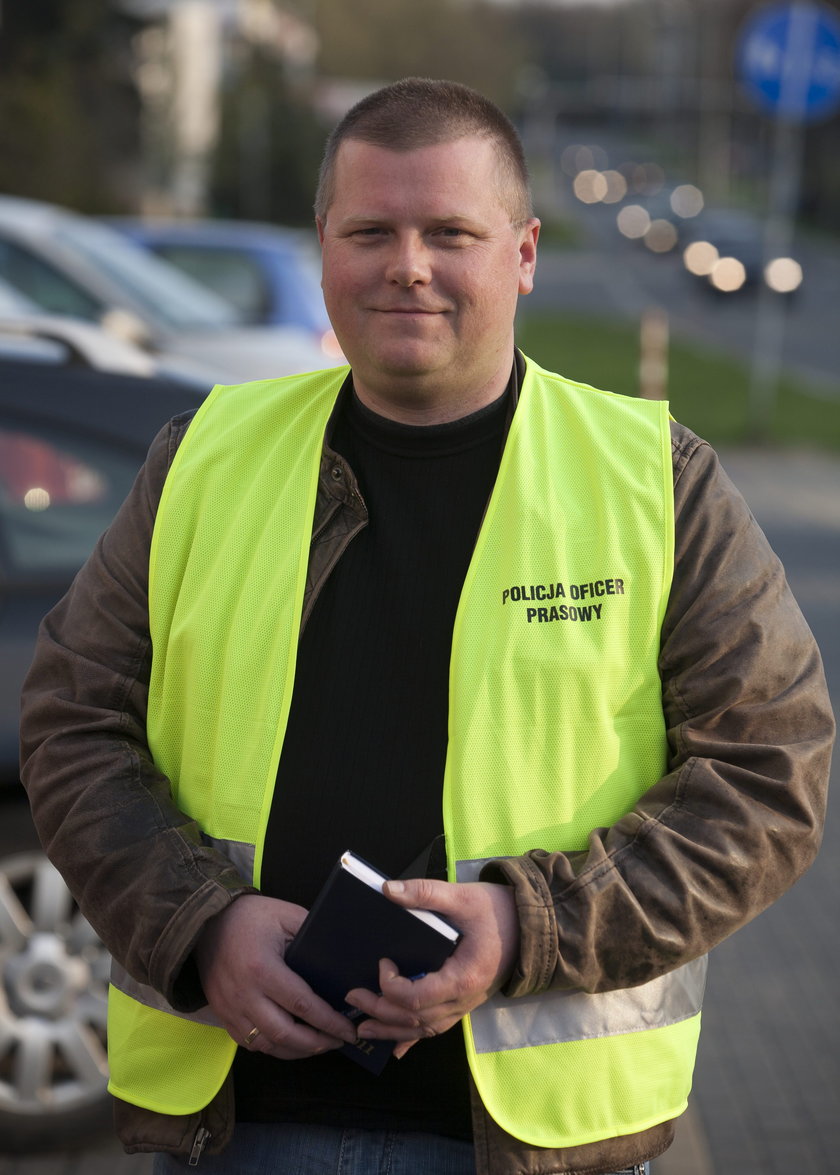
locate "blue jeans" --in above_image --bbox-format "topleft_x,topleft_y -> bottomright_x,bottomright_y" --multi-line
151,1122 -> 650,1174
152,1123 -> 475,1174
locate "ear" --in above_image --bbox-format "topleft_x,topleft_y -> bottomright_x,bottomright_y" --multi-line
316,216 -> 326,246
518,218 -> 540,296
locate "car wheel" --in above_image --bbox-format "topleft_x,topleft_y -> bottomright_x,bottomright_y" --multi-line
0,851 -> 111,1151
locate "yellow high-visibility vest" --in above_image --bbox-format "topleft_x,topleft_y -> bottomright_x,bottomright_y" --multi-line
107,358 -> 704,1146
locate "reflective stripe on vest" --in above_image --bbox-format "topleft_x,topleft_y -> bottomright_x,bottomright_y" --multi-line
108,358 -> 699,1148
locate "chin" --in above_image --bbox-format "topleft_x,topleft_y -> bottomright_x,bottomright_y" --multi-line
377,344 -> 451,376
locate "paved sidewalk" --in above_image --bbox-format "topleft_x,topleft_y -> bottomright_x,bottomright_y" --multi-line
656,446 -> 840,1175
676,447 -> 840,1175
0,1136 -> 150,1175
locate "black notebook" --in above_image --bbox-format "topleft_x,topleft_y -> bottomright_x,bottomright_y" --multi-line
284,850 -> 461,1074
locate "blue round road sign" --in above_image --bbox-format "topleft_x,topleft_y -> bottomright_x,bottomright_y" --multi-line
737,1 -> 840,121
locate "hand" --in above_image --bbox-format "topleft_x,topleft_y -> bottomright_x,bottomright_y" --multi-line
345,879 -> 519,1060
194,894 -> 358,1059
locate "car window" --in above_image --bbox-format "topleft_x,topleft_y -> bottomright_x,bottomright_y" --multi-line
54,222 -> 241,331
0,239 -> 102,320
153,245 -> 270,324
0,274 -> 40,314
272,250 -> 331,334
0,425 -> 137,573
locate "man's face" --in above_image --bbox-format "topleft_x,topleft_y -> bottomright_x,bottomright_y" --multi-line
317,136 -> 539,421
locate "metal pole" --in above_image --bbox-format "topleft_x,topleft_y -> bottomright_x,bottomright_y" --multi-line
747,115 -> 805,439
639,307 -> 669,400
747,2 -> 817,439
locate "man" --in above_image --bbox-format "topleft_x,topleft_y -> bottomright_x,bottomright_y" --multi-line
20,79 -> 833,1175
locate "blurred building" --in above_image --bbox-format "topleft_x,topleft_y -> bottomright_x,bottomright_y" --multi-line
121,0 -> 319,216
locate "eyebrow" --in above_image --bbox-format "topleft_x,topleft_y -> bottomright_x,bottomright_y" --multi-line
335,213 -> 489,231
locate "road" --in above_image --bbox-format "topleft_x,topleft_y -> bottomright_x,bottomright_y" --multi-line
1,445 -> 836,1174
530,200 -> 840,398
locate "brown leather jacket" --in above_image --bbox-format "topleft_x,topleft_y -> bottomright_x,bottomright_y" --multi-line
19,378 -> 834,1175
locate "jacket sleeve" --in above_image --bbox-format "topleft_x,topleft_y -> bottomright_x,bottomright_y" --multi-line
19,414 -> 255,1013
482,423 -> 835,996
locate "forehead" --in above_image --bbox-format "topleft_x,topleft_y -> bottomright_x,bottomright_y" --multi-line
328,136 -> 512,221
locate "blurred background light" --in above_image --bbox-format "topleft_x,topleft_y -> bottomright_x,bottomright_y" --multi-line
619,163 -> 649,194
644,219 -> 679,253
24,487 -> 51,512
710,257 -> 747,293
573,169 -> 608,204
600,170 -> 628,204
616,204 -> 651,239
670,184 -> 704,219
683,240 -> 719,276
765,257 -> 803,294
560,143 -> 609,178
321,328 -> 346,359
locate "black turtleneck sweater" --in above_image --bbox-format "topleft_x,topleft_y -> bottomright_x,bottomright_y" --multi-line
233,376 -> 510,1137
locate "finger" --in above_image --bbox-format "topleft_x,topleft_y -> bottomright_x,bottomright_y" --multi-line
345,955 -> 454,1029
357,1009 -> 459,1042
393,1038 -> 421,1060
383,877 -> 458,916
223,1007 -> 333,1054
377,958 -> 451,1006
264,967 -> 359,1045
358,1017 -> 440,1042
280,903 -> 309,940
344,987 -> 423,1034
345,961 -> 431,1025
244,1000 -> 350,1059
257,1023 -> 348,1060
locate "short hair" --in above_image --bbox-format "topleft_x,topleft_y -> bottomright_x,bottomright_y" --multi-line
314,77 -> 532,223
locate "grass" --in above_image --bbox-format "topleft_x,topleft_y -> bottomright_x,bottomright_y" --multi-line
531,215 -> 583,250
515,311 -> 840,450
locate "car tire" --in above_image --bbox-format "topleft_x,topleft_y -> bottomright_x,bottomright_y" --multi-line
0,851 -> 111,1151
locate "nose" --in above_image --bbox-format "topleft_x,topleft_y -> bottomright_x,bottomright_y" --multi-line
385,233 -> 431,287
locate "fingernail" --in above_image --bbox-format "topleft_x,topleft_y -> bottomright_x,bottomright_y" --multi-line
386,880 -> 405,895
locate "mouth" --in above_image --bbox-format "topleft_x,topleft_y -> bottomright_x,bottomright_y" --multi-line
372,305 -> 448,316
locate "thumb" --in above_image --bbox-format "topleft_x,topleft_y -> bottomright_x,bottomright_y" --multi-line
274,899 -> 311,950
383,876 -> 454,912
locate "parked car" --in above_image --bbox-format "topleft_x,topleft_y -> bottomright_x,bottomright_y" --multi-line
108,217 -> 342,359
0,196 -> 341,382
0,325 -> 209,1150
0,312 -> 214,386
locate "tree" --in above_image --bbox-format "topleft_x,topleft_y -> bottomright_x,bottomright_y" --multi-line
0,0 -> 143,212
310,0 -> 526,110
210,45 -> 326,225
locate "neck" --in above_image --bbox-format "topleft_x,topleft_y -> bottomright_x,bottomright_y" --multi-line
351,358 -> 515,426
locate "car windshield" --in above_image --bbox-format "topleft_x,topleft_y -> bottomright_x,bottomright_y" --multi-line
54,220 -> 241,331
